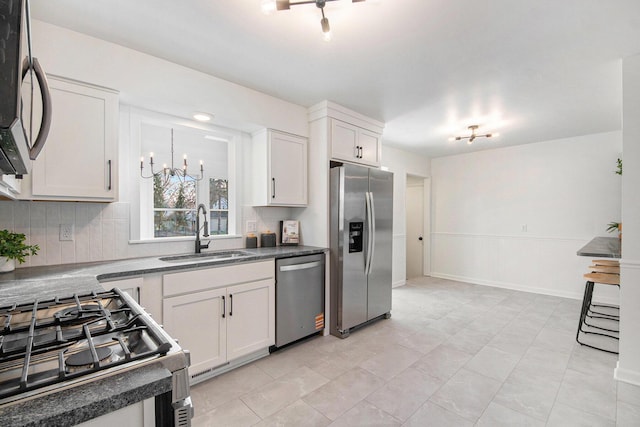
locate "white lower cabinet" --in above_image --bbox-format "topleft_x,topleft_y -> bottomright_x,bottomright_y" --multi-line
163,287 -> 227,376
226,279 -> 274,361
162,261 -> 275,380
76,398 -> 154,427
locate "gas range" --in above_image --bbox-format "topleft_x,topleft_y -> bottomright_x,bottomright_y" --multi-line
0,288 -> 192,426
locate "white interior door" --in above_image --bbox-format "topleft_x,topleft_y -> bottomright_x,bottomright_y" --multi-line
406,178 -> 425,279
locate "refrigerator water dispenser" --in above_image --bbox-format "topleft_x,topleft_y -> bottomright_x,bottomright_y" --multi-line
349,222 -> 363,253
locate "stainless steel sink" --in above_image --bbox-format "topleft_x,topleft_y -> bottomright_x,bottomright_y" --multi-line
159,250 -> 251,262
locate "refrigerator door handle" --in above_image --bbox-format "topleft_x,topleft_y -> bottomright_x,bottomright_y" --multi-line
369,191 -> 376,275
365,191 -> 374,275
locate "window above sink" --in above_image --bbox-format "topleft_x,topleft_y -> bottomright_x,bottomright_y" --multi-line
127,108 -> 241,243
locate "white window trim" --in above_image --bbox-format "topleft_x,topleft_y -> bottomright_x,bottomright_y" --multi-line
126,107 -> 240,243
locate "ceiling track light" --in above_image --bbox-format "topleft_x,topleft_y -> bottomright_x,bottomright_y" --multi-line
262,0 -> 366,41
450,125 -> 499,145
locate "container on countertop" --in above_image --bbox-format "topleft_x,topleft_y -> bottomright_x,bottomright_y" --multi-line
245,233 -> 258,248
260,231 -> 276,248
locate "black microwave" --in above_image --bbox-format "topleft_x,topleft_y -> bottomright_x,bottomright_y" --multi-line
0,0 -> 51,176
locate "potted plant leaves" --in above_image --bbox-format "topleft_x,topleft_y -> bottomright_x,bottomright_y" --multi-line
606,222 -> 622,240
0,229 -> 39,272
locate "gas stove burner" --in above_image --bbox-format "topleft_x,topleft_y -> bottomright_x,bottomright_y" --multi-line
66,347 -> 113,368
54,304 -> 109,324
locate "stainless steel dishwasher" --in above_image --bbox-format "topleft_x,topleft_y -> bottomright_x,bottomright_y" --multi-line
273,253 -> 325,349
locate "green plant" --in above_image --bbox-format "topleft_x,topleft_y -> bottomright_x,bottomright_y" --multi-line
606,222 -> 621,233
0,230 -> 39,264
616,158 -> 623,175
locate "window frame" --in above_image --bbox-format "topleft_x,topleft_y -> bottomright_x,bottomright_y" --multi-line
127,108 -> 240,243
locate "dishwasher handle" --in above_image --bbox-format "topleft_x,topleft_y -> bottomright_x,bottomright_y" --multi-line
279,261 -> 322,272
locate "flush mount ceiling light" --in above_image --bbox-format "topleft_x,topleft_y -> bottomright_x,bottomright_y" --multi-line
193,113 -> 213,122
261,0 -> 366,41
450,125 -> 499,145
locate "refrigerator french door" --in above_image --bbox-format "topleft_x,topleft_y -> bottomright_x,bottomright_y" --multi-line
330,163 -> 393,338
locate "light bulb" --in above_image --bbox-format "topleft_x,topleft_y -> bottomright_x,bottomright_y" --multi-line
321,17 -> 331,41
261,0 -> 277,14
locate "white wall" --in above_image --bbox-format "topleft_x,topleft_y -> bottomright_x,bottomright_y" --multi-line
430,131 -> 622,301
32,21 -> 309,137
382,146 -> 430,287
616,53 -> 640,386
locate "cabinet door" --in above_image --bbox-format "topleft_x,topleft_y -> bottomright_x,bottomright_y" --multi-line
269,131 -> 307,206
226,279 -> 275,361
30,77 -> 118,201
330,119 -> 359,162
163,288 -> 227,378
358,128 -> 381,167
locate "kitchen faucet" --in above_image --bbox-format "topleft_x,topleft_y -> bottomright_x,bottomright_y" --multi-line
195,204 -> 210,254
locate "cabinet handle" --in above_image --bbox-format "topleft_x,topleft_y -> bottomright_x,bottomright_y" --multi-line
272,178 -> 276,199
107,160 -> 112,191
354,145 -> 359,158
229,294 -> 233,316
222,295 -> 226,318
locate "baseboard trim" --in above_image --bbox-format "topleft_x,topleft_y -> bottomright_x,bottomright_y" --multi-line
430,272 -> 619,305
392,279 -> 406,288
615,362 -> 640,386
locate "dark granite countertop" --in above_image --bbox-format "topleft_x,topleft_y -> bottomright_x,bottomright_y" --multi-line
576,237 -> 621,258
0,245 -> 327,426
0,364 -> 172,427
0,245 -> 327,306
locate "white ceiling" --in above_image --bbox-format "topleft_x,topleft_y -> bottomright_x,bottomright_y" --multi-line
31,0 -> 640,157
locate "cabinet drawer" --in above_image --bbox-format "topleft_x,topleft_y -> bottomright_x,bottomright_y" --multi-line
163,260 -> 275,297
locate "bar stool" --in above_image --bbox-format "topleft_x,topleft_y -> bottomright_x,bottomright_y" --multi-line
576,272 -> 620,354
587,264 -> 620,319
591,259 -> 620,267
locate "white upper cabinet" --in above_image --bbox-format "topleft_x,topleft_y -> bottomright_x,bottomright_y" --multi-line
309,101 -> 384,168
20,75 -> 119,201
330,119 -> 381,167
251,129 -> 308,206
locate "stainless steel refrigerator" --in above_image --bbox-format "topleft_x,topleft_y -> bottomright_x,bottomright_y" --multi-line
330,163 -> 393,338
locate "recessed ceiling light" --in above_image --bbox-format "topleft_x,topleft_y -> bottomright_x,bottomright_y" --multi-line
193,113 -> 213,122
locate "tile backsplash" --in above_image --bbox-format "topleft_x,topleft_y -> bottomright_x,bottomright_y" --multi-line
0,201 -> 295,269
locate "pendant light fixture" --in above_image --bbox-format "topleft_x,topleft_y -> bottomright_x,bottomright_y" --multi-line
140,129 -> 204,183
450,125 -> 499,145
261,0 -> 366,41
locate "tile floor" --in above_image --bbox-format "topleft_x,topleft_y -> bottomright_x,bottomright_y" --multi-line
191,277 -> 640,426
